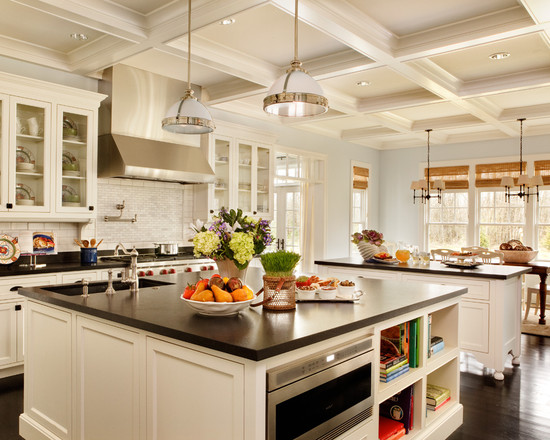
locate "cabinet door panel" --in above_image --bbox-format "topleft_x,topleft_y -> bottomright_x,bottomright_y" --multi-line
76,317 -> 140,440
0,303 -> 17,366
25,302 -> 72,439
459,301 -> 489,353
147,337 -> 244,440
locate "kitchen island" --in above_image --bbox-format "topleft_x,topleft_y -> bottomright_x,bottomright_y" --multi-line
316,257 -> 532,380
18,269 -> 467,440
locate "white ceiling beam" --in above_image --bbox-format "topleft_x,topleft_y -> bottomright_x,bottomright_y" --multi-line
357,89 -> 441,114
459,67 -> 550,97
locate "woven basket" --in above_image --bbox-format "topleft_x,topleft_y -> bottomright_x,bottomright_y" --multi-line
250,275 -> 296,311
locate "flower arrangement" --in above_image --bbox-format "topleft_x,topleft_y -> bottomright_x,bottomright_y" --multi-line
192,208 -> 273,270
351,229 -> 384,246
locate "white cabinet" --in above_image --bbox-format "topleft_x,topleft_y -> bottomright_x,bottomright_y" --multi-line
75,317 -> 141,440
195,123 -> 275,220
0,302 -> 19,367
0,71 -> 105,220
146,337 -> 245,440
23,301 -> 72,440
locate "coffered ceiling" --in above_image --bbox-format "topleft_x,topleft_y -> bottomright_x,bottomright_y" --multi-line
2,0 -> 550,149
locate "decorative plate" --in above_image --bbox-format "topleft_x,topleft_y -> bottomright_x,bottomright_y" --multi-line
63,116 -> 78,138
16,183 -> 35,201
0,234 -> 21,264
442,261 -> 483,269
62,151 -> 77,164
16,146 -> 35,164
62,185 -> 79,204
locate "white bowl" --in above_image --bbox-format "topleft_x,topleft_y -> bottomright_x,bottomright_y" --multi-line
181,296 -> 253,316
338,284 -> 356,299
16,199 -> 35,206
16,162 -> 35,171
318,288 -> 337,300
297,288 -> 316,300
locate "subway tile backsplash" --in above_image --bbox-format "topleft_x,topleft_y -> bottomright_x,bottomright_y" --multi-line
0,178 -> 197,252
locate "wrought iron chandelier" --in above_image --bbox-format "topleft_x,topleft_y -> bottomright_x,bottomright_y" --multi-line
410,129 -> 445,204
500,118 -> 542,202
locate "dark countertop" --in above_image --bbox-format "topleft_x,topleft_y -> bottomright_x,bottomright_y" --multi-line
18,268 -> 467,361
315,257 -> 532,279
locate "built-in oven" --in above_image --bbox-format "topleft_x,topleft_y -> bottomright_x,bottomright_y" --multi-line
266,336 -> 374,440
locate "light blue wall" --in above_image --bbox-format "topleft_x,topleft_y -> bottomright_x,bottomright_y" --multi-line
379,134 -> 550,247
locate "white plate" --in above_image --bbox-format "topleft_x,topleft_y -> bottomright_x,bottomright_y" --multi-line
368,257 -> 400,264
63,170 -> 81,177
181,296 -> 253,316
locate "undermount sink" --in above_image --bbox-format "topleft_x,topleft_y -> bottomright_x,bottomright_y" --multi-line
43,278 -> 175,296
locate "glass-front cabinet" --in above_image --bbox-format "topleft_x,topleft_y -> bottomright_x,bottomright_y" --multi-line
0,71 -> 104,220
200,131 -> 274,220
10,97 -> 51,212
57,106 -> 94,212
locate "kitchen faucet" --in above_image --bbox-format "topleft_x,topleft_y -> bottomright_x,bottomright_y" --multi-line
114,243 -> 139,294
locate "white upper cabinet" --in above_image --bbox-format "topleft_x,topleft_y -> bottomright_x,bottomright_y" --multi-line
0,72 -> 105,220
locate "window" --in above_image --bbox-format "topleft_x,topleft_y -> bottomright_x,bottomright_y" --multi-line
475,163 -> 526,250
424,165 -> 469,250
535,161 -> 550,260
350,165 -> 369,256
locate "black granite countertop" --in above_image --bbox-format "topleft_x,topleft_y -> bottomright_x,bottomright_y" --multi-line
315,257 -> 532,279
18,268 -> 467,361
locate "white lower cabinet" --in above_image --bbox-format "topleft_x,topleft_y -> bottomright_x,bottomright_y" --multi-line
146,337 -> 245,440
22,301 -> 72,440
75,317 -> 140,440
0,302 -> 19,367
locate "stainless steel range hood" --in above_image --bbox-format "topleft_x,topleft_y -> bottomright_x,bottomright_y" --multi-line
98,65 -> 215,184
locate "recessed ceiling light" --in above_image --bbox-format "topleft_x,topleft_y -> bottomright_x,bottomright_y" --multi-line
70,33 -> 88,41
356,81 -> 370,87
219,18 -> 235,25
489,52 -> 510,60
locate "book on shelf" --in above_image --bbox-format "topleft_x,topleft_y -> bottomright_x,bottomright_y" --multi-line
409,318 -> 418,367
380,358 -> 409,374
379,385 -> 414,434
427,314 -> 432,358
430,335 -> 443,347
379,416 -> 406,440
427,395 -> 451,411
430,340 -> 444,355
381,325 -> 403,356
380,364 -> 409,382
426,384 -> 450,406
380,353 -> 407,370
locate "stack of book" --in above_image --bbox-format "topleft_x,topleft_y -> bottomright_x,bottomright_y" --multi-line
379,385 -> 414,433
379,416 -> 406,440
426,384 -> 451,411
380,354 -> 409,383
430,336 -> 444,356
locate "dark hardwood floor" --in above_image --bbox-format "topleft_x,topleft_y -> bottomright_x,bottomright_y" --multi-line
1,334 -> 549,440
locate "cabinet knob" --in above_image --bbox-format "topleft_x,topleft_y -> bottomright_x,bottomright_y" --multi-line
15,304 -> 22,311
6,203 -> 13,209
89,206 -> 94,211
253,211 -> 257,215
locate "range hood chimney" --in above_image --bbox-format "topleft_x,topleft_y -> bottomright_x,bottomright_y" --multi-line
98,65 -> 215,184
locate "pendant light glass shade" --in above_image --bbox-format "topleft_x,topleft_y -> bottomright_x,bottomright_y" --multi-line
162,0 -> 215,134
263,1 -> 328,117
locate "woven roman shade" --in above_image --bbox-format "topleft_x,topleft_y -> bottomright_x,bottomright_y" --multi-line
475,162 -> 526,187
424,165 -> 469,189
353,166 -> 369,189
535,160 -> 550,185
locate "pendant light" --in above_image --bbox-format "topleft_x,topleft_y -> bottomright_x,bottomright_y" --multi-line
500,118 -> 543,202
410,129 -> 445,204
263,0 -> 328,117
162,0 -> 215,134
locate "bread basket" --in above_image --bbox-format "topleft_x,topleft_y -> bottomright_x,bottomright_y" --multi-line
498,250 -> 538,263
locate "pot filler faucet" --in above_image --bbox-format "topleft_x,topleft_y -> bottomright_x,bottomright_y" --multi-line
114,243 -> 139,294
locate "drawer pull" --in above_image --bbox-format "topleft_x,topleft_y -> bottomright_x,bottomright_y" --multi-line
15,304 -> 22,311
10,285 -> 23,291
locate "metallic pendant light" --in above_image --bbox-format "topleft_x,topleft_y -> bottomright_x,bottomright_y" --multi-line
410,129 -> 445,204
162,0 -> 215,134
500,118 -> 543,202
263,0 -> 328,117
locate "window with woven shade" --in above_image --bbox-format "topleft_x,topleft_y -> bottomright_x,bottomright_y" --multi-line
535,160 -> 550,186
353,166 -> 369,189
424,165 -> 469,189
475,162 -> 526,187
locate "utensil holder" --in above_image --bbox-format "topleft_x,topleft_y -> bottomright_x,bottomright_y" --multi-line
81,247 -> 97,265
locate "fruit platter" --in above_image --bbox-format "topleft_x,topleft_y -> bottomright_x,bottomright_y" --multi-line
180,274 -> 255,316
295,275 -> 362,302
368,252 -> 400,264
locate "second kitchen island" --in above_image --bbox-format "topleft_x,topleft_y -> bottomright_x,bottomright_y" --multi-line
18,269 -> 466,440
316,257 -> 531,380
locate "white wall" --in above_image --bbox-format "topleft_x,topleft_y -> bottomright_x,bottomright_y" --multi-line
379,134 -> 550,248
